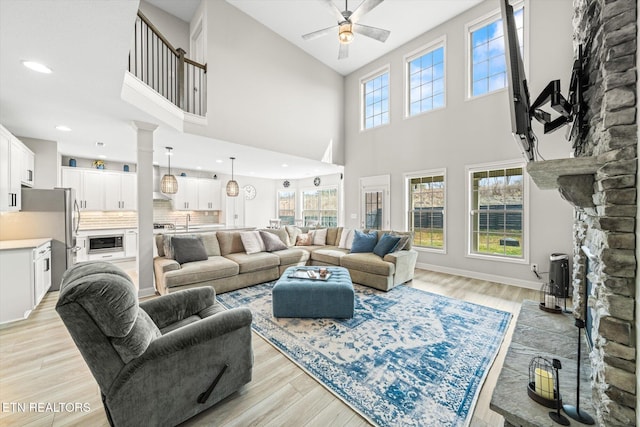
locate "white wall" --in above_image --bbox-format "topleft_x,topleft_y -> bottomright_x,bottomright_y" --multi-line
139,0 -> 190,54
188,0 -> 344,165
343,0 -> 575,288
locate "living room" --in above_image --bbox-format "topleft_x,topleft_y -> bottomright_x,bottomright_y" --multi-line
0,0 -> 637,426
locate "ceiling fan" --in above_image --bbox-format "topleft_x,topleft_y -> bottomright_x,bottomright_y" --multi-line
302,0 -> 390,60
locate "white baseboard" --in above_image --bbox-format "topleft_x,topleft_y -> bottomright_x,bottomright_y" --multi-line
415,262 -> 542,291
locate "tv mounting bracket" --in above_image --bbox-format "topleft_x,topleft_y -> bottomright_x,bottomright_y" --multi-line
530,45 -> 587,156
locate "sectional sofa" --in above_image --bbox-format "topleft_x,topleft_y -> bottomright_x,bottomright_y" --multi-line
153,226 -> 417,295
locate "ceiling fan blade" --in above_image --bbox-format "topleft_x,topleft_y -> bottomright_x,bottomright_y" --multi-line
352,23 -> 390,43
338,43 -> 349,60
302,25 -> 338,41
319,0 -> 347,23
349,0 -> 384,23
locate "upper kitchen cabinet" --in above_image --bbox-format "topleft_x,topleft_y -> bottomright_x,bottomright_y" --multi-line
172,176 -> 198,210
197,178 -> 221,210
62,167 -> 105,211
171,176 -> 221,211
104,172 -> 136,211
0,124 -> 34,212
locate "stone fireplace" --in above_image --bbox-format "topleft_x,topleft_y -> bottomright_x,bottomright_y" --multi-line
487,0 -> 637,423
528,0 -> 637,425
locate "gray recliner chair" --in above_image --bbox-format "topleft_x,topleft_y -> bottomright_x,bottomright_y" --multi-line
56,261 -> 253,427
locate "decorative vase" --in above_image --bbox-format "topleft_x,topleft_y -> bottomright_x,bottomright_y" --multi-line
123,164 -> 130,172
69,158 -> 77,167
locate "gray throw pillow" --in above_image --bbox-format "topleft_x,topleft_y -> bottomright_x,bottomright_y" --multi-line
171,236 -> 208,264
259,230 -> 287,252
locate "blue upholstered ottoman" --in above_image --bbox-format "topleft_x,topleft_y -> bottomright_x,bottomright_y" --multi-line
272,266 -> 354,318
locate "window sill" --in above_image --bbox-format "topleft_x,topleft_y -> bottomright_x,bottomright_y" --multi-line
465,252 -> 528,265
414,246 -> 447,255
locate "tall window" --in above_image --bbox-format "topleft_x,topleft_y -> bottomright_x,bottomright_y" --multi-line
277,190 -> 295,225
364,191 -> 383,229
469,164 -> 525,259
302,187 -> 338,227
407,171 -> 446,250
469,4 -> 524,97
362,69 -> 389,130
407,42 -> 445,116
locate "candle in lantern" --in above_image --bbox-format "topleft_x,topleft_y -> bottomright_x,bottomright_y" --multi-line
534,367 -> 554,400
545,294 -> 557,309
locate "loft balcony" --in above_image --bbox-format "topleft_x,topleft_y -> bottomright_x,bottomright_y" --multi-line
122,10 -> 207,130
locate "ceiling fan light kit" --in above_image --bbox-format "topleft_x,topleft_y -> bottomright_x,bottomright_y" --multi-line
338,23 -> 354,44
302,0 -> 390,59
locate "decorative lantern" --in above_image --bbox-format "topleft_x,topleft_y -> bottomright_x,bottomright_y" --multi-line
528,356 -> 562,409
539,282 -> 562,313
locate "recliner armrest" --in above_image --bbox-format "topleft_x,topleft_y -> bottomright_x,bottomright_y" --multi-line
140,287 -> 216,329
111,307 -> 253,392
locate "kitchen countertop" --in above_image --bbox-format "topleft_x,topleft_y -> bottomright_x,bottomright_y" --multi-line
0,238 -> 52,250
154,225 -> 256,233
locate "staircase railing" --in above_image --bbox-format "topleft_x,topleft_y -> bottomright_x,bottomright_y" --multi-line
129,10 -> 207,116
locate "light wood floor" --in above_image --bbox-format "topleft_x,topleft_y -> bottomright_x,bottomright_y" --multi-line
0,268 -> 537,427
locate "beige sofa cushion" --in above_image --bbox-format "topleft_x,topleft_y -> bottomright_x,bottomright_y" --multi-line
163,256 -> 239,288
217,231 -> 245,255
326,227 -> 342,246
341,252 -> 395,276
224,252 -> 280,274
200,232 -> 222,256
156,232 -> 222,258
261,228 -> 290,246
272,248 -> 310,265
310,247 -> 349,265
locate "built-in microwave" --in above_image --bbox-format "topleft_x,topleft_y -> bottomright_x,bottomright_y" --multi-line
88,234 -> 124,254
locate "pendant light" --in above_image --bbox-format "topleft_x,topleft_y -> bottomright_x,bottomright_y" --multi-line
161,146 -> 178,194
226,156 -> 239,197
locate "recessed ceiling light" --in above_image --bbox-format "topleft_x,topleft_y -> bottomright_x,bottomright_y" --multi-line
22,60 -> 52,74
215,159 -> 223,163
55,125 -> 72,132
282,163 -> 289,167
98,155 -> 107,159
196,166 -> 202,170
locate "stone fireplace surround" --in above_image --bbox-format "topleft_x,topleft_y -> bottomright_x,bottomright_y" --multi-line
527,0 -> 637,425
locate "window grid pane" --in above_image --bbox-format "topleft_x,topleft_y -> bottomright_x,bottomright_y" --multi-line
302,187 -> 338,227
470,7 -> 524,97
363,72 -> 390,129
277,190 -> 295,225
408,46 -> 445,116
408,174 -> 445,249
470,167 -> 524,258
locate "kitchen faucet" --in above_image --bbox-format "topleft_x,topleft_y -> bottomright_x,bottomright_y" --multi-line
186,213 -> 191,232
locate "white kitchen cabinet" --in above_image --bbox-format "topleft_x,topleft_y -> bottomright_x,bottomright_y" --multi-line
124,230 -> 138,258
197,179 -> 221,210
62,167 -> 105,211
0,125 -> 24,211
0,239 -> 52,324
20,145 -> 35,187
172,176 -> 198,210
104,172 -> 137,211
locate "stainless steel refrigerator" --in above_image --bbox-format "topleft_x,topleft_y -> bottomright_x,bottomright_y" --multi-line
16,188 -> 80,290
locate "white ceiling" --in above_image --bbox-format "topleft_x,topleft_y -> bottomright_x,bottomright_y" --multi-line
0,0 -> 482,181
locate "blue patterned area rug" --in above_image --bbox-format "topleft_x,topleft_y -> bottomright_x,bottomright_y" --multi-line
217,282 -> 512,427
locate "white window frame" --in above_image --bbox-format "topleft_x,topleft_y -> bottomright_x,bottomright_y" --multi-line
404,36 -> 447,119
464,0 -> 528,101
465,159 -> 529,264
360,65 -> 391,131
277,189 -> 296,226
404,168 -> 447,254
301,185 -> 339,227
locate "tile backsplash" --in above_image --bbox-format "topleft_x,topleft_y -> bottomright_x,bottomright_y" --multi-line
79,200 -> 220,230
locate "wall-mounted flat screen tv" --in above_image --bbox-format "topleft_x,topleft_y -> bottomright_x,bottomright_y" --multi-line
500,0 -> 536,162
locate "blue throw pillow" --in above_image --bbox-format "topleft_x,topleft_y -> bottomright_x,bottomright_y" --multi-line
350,230 -> 378,253
373,233 -> 402,257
